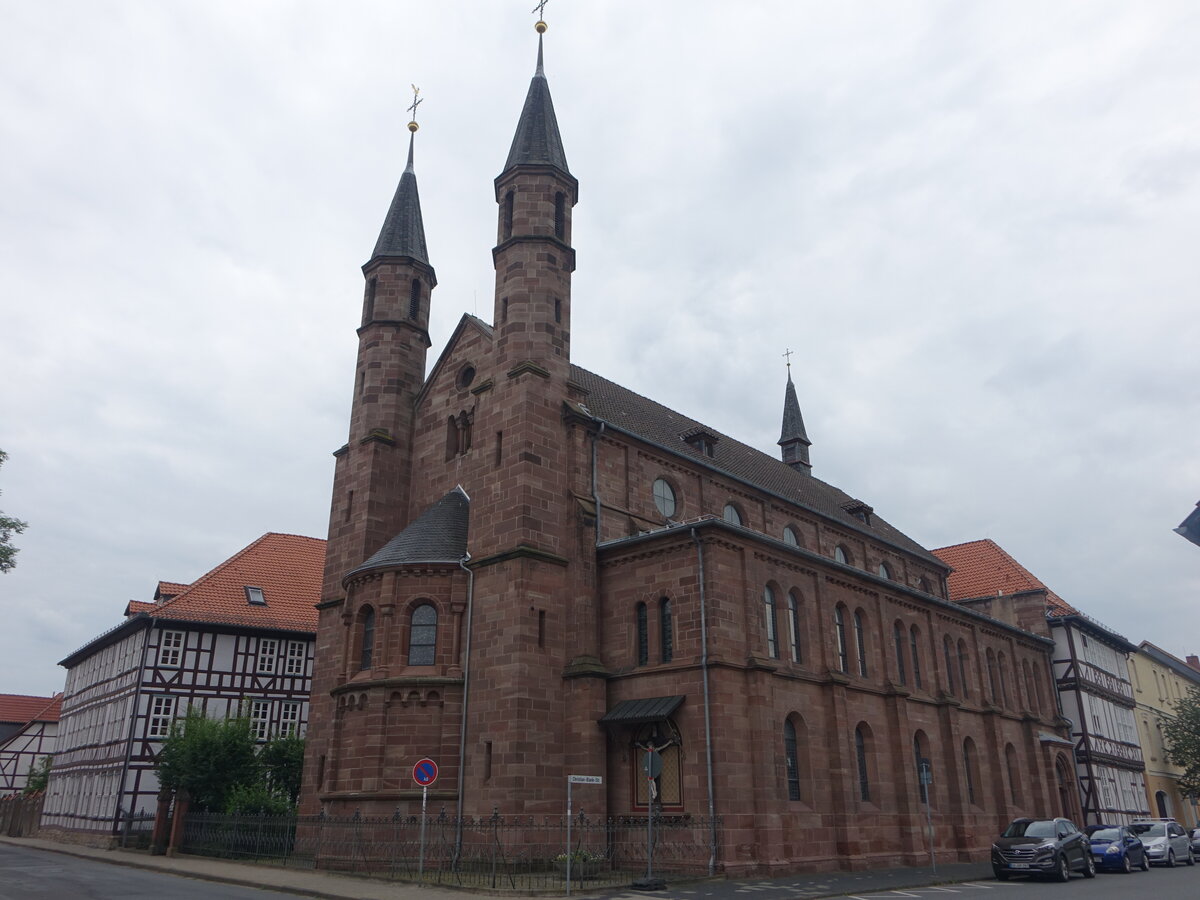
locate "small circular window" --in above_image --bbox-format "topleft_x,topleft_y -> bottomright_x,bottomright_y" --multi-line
456,365 -> 476,391
783,526 -> 800,548
652,478 -> 676,518
723,504 -> 742,526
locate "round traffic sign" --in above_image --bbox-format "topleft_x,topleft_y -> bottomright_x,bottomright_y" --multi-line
413,757 -> 439,787
642,750 -> 663,779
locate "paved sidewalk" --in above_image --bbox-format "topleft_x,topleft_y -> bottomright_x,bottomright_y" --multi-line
0,834 -> 995,899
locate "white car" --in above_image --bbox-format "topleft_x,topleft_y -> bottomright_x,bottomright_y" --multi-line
1129,820 -> 1194,867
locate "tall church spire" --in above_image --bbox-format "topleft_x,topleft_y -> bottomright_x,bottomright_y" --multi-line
503,31 -> 570,176
779,361 -> 812,474
371,130 -> 430,265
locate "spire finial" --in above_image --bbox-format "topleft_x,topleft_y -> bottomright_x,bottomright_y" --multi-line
532,0 -> 549,32
782,347 -> 794,374
407,84 -> 423,133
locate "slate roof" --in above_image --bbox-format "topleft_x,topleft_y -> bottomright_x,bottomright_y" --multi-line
0,693 -> 62,725
349,487 -> 470,579
779,372 -> 810,446
503,35 -> 570,175
569,365 -> 943,565
371,133 -> 430,265
143,533 -> 325,633
931,538 -> 1076,616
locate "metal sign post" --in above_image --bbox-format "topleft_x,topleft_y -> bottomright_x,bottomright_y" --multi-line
412,758 -> 439,879
632,748 -> 665,890
565,775 -> 602,895
919,758 -> 936,875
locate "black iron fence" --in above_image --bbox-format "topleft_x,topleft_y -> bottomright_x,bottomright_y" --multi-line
181,808 -> 718,890
116,808 -> 156,849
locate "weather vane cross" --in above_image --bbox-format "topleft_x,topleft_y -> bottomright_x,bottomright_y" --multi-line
783,348 -> 794,370
407,84 -> 423,127
532,0 -> 549,21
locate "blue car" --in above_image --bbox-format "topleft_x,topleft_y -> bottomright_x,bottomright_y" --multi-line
1084,824 -> 1150,873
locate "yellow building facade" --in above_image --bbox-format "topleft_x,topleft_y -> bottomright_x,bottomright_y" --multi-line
1129,642 -> 1200,827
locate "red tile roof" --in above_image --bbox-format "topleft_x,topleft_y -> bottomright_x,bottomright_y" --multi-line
125,600 -> 157,616
156,581 -> 189,600
148,533 -> 325,633
931,539 -> 1077,617
0,692 -> 63,724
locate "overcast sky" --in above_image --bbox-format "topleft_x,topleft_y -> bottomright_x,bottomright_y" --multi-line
2,1 -> 1198,697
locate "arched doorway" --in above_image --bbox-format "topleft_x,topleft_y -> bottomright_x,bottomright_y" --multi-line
1055,756 -> 1074,819
1156,790 -> 1171,819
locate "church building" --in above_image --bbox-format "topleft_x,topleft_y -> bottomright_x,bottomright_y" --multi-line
301,22 -> 1079,873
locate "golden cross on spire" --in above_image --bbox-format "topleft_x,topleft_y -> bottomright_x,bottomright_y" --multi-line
532,0 -> 549,31
407,84 -> 423,132
783,348 -> 794,371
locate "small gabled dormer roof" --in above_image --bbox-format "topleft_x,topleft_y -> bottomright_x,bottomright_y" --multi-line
370,132 -> 430,266
503,34 -> 570,177
348,486 -> 470,580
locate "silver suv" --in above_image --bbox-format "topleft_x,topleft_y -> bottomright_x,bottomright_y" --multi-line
1129,819 -> 1194,867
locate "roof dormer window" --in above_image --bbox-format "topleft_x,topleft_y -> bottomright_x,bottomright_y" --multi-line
245,586 -> 266,606
841,499 -> 874,525
681,427 -> 719,458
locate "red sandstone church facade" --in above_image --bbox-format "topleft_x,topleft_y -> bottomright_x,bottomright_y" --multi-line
301,28 -> 1081,873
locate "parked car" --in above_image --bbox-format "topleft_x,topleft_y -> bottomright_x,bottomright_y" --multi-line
1129,819 -> 1194,867
1083,824 -> 1150,873
992,817 -> 1096,881
1191,826 -> 1200,861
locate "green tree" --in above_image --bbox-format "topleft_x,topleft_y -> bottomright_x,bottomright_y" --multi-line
156,709 -> 261,812
1163,686 -> 1200,797
259,732 -> 305,806
24,755 -> 52,794
0,449 -> 29,574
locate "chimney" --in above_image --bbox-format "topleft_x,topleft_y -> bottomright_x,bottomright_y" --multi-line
1186,654 -> 1200,672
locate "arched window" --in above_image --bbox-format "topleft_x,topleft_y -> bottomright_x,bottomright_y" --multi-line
782,525 -> 800,548
786,591 -> 803,663
659,598 -> 673,664
853,610 -> 868,677
1034,663 -> 1047,712
854,725 -> 871,802
913,731 -> 931,804
784,718 -> 801,801
652,478 -> 676,518
998,652 -> 1010,707
1023,660 -> 1036,712
943,635 -> 956,695
963,738 -> 979,806
986,649 -> 999,703
363,277 -> 376,325
359,606 -> 375,671
503,190 -> 514,240
909,625 -> 923,689
834,605 -> 848,673
722,503 -> 742,526
1055,756 -> 1074,818
636,602 -> 648,667
408,603 -> 437,665
763,586 -> 779,659
554,191 -> 565,240
878,562 -> 892,579
957,639 -> 970,698
409,278 -> 421,320
834,545 -> 849,565
918,576 -> 932,593
893,622 -> 907,685
1156,790 -> 1170,818
1005,744 -> 1021,807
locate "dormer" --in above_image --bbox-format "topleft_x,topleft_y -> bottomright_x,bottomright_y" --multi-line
681,426 -> 720,459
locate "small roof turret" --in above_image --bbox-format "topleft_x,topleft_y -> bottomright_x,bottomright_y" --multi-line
778,365 -> 812,474
503,30 -> 570,176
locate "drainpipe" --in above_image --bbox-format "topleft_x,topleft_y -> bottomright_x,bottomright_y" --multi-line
455,550 -> 475,856
591,423 -> 606,546
691,527 -> 717,875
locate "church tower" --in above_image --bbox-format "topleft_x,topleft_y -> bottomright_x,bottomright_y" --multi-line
322,120 -> 436,601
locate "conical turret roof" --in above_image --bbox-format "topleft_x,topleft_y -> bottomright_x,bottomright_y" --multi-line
503,35 -> 570,175
779,371 -> 810,447
347,487 -> 469,579
371,133 -> 430,264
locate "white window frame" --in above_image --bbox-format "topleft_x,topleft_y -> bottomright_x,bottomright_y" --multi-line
257,639 -> 279,674
147,695 -> 176,738
250,700 -> 271,740
159,630 -> 184,668
284,641 -> 306,676
279,701 -> 301,737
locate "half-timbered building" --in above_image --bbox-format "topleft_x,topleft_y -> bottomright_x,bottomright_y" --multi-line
934,539 -> 1150,824
40,532 -> 324,839
300,23 -> 1081,874
0,693 -> 61,794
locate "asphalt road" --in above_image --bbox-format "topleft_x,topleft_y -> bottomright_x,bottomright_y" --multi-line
0,843 -> 307,900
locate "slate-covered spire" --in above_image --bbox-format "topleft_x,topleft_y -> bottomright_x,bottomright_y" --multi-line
779,368 -> 812,474
371,131 -> 430,264
503,32 -> 570,175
